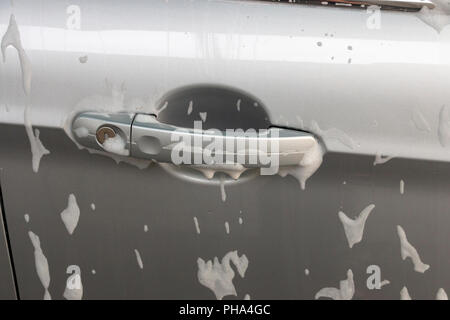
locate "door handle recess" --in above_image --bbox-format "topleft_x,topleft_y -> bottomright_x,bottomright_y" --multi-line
71,112 -> 319,169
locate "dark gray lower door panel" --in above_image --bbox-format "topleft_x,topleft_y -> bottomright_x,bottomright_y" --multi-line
0,204 -> 17,300
0,123 -> 449,299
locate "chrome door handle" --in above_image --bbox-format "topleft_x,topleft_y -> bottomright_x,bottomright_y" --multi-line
71,112 -> 319,170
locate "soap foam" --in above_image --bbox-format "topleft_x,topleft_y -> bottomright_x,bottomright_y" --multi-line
278,142 -> 324,190
60,194 -> 80,235
134,249 -> 143,269
197,250 -> 249,300
397,225 -> 430,273
28,231 -> 51,300
315,269 -> 354,300
1,14 -> 32,95
338,204 -> 375,248
24,105 -> 50,173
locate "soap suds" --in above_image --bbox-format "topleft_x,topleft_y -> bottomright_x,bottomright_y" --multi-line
1,14 -> 32,95
63,267 -> 83,300
436,288 -> 448,300
412,107 -> 431,132
24,105 -> 50,173
187,100 -> 193,115
197,250 -> 249,300
310,121 -> 355,150
90,203 -> 95,211
225,222 -> 230,234
60,194 -> 80,235
400,179 -> 405,195
236,99 -> 241,112
193,217 -> 200,234
220,176 -> 227,202
373,152 -> 394,166
305,269 -> 310,276
315,269 -> 354,300
74,127 -> 89,138
400,286 -> 412,300
416,0 -> 450,33
78,55 -> 88,63
91,269 -> 96,275
244,294 -> 250,300
238,217 -> 243,225
154,101 -> 168,117
338,204 -> 375,248
278,142 -> 324,190
397,225 -> 430,273
193,163 -> 247,180
144,224 -> 149,232
134,249 -> 143,269
62,85 -> 152,170
438,105 -> 450,147
199,112 -> 207,122
380,279 -> 390,288
28,231 -> 51,300
24,214 -> 29,223
102,135 -> 129,156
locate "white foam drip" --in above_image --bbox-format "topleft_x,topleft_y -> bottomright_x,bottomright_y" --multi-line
134,249 -> 143,269
338,204 -> 375,248
225,222 -> 230,234
152,101 -> 168,117
236,99 -> 241,112
220,176 -> 227,202
90,203 -> 95,211
373,152 -> 394,166
63,267 -> 83,300
187,100 -> 193,115
397,225 -> 430,273
28,231 -> 51,300
25,105 -> 50,173
144,224 -> 149,232
310,120 -> 355,150
24,214 -> 29,223
400,179 -> 405,195
305,269 -> 310,276
102,135 -> 129,156
380,279 -> 390,287
199,112 -> 207,122
315,269 -> 354,300
91,270 -> 96,275
400,286 -> 412,300
60,194 -> 80,235
278,142 -> 324,190
1,14 -> 32,95
74,126 -> 89,138
436,288 -> 448,300
244,294 -> 250,300
192,163 -> 248,180
238,217 -> 243,225
197,250 -> 249,300
78,55 -> 88,63
412,107 -> 431,132
438,105 -> 450,147
416,0 -> 450,33
194,217 -> 200,234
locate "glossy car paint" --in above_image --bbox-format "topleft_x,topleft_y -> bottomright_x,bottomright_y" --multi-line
0,0 -> 450,299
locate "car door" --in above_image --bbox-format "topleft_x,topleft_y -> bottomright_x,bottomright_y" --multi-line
1,0 -> 450,300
